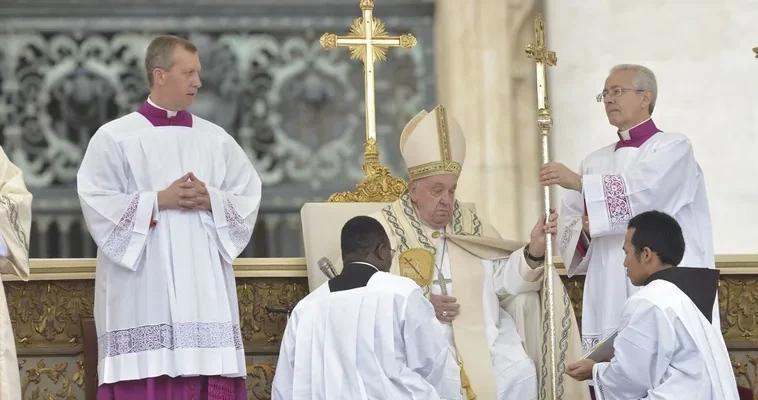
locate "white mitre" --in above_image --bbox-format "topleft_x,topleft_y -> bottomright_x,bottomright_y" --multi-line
400,104 -> 466,181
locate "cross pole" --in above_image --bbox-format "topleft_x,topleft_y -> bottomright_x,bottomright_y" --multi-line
525,13 -> 560,400
320,0 -> 416,148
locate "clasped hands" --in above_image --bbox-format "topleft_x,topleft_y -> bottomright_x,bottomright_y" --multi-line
157,172 -> 211,211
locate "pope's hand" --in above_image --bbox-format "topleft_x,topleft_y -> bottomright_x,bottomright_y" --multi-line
430,294 -> 459,323
528,208 -> 558,258
539,162 -> 582,192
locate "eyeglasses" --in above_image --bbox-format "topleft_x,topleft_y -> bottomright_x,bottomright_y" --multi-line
375,244 -> 397,258
596,87 -> 645,103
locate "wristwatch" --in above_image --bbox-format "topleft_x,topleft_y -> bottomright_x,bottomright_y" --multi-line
524,244 -> 545,262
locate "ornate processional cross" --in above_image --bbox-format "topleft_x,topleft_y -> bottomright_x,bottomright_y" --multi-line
321,0 -> 416,203
525,13 -> 560,400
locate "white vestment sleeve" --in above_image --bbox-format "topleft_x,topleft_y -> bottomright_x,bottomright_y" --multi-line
402,288 -> 448,397
272,312 -> 298,400
492,249 -> 544,298
558,162 -> 590,276
591,298 -> 675,400
77,129 -> 156,271
584,136 -> 699,237
205,137 -> 261,263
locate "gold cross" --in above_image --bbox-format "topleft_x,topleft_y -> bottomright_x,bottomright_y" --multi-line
320,0 -> 416,143
525,13 -> 557,66
525,13 -> 558,137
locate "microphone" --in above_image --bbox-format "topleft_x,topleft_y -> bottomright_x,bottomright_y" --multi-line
317,257 -> 338,279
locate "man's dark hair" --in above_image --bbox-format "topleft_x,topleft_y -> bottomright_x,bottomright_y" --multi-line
628,210 -> 685,266
341,216 -> 388,257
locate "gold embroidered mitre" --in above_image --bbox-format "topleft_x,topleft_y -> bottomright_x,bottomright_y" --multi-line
400,105 -> 466,181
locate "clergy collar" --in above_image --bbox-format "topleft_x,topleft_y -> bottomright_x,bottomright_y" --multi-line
645,266 -> 720,323
615,118 -> 660,151
328,262 -> 380,293
137,97 -> 193,127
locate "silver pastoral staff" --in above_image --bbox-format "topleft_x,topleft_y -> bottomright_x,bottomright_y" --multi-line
525,13 -> 559,400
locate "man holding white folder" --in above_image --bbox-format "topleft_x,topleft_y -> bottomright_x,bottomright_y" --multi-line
566,210 -> 738,399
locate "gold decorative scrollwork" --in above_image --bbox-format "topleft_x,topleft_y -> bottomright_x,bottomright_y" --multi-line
719,275 -> 758,341
21,358 -> 85,400
247,357 -> 277,400
328,138 -> 408,203
731,352 -> 758,397
237,278 -> 309,349
6,281 -> 94,350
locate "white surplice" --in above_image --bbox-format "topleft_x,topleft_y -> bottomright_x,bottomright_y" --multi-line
592,279 -> 738,400
432,233 -> 540,400
77,108 -> 261,384
272,272 -> 450,400
558,128 -> 716,353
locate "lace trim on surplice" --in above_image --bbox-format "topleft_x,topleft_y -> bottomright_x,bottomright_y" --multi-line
559,218 -> 581,255
602,174 -> 632,231
97,321 -> 244,359
224,197 -> 251,253
102,193 -> 140,263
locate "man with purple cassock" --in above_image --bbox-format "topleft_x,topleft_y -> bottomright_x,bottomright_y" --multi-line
77,35 -> 261,400
540,64 -> 718,359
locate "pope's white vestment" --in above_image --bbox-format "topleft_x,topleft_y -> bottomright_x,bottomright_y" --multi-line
272,267 -> 450,400
558,119 -> 717,353
77,100 -> 261,385
0,146 -> 32,400
592,268 -> 738,400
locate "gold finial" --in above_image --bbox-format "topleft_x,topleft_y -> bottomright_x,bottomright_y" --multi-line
319,33 -> 337,49
322,0 -> 416,203
754,47 -> 758,58
359,0 -> 374,10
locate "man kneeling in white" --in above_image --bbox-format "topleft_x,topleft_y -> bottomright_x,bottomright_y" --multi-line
567,210 -> 738,399
272,216 -> 450,399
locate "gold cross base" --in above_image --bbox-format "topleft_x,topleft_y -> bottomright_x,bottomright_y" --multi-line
327,138 -> 408,203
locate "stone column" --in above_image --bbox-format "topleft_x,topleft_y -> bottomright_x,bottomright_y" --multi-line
434,0 -> 544,240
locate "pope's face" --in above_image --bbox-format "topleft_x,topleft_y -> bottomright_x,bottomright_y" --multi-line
155,46 -> 202,110
602,69 -> 651,131
408,174 -> 457,229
